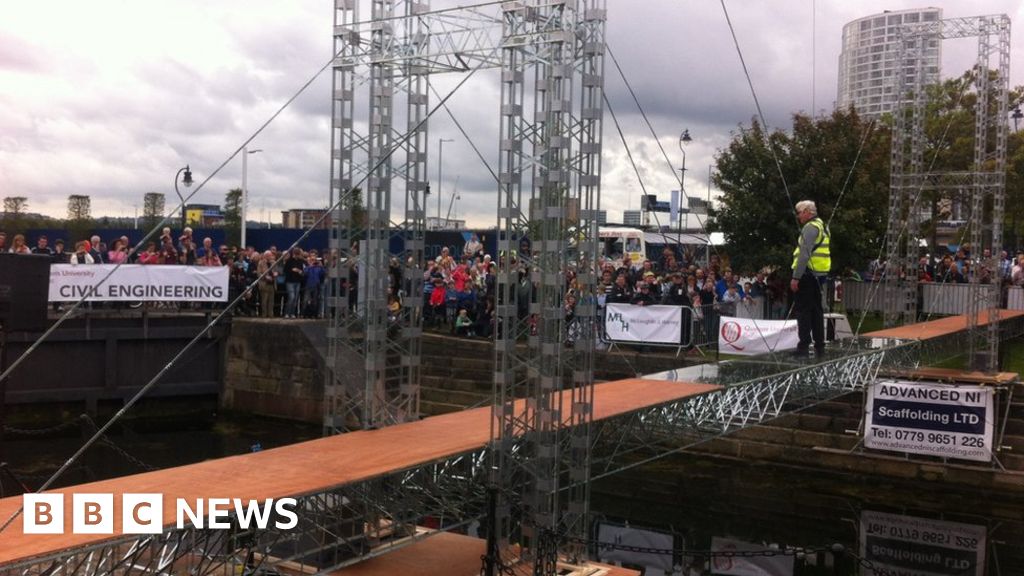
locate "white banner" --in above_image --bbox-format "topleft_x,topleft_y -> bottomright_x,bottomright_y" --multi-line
710,537 -> 794,576
860,510 -> 986,576
718,317 -> 799,355
865,380 -> 993,462
605,304 -> 682,345
597,523 -> 674,571
49,264 -> 229,302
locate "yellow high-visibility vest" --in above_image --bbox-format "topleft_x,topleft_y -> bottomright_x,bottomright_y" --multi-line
791,217 -> 831,273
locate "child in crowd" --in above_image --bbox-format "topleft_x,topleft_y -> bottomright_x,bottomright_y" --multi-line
719,283 -> 741,317
455,308 -> 474,336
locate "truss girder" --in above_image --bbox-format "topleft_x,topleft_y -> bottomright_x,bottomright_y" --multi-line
589,348 -> 885,481
15,317 -> 1024,576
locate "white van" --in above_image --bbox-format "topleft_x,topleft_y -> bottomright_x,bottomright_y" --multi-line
598,227 -> 646,267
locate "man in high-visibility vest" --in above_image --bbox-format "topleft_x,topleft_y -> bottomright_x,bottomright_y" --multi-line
790,200 -> 831,357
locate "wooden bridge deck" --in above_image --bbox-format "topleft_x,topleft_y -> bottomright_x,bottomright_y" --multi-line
330,532 -> 637,576
862,309 -> 1024,341
5,310 -> 1023,567
0,378 -> 719,565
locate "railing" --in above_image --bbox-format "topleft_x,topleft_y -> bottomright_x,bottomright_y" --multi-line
841,280 -> 1024,315
1009,286 -> 1024,310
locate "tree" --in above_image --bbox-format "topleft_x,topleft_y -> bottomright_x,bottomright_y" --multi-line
3,197 -> 27,214
710,109 -> 891,275
341,187 -> 366,230
67,194 -> 91,221
223,188 -> 243,246
142,192 -> 166,229
902,71 -> 1024,252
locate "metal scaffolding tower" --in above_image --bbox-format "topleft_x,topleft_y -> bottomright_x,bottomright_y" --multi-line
492,0 -> 605,570
883,15 -> 1010,372
326,0 -> 430,433
323,1 -> 606,571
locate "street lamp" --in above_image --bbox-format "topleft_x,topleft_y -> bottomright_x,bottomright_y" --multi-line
1012,105 -> 1023,132
241,146 -> 263,248
437,138 -> 454,225
174,164 -> 193,230
678,128 -> 691,228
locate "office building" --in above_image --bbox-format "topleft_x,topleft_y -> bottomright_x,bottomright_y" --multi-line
837,8 -> 942,119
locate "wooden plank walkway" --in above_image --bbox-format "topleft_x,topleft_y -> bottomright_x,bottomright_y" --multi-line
878,367 -> 1019,386
330,532 -> 638,576
0,378 -> 719,564
862,310 -> 1024,341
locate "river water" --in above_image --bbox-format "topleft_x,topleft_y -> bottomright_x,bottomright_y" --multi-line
2,407 -> 1019,575
590,454 -> 1023,575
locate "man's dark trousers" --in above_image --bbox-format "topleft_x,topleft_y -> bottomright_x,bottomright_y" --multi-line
795,272 -> 824,353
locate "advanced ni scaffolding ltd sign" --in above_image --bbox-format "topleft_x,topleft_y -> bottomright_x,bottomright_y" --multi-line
49,264 -> 229,302
865,380 -> 993,462
860,510 -> 985,576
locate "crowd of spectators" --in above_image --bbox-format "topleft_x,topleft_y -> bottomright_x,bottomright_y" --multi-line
413,242 -> 793,346
2,228 -> 331,318
860,246 -> 1024,287
3,227 -> 802,344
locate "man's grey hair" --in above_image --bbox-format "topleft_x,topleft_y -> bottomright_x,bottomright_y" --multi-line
795,200 -> 817,216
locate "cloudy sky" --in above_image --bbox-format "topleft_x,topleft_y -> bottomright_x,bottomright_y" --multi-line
2,0 -> 1022,229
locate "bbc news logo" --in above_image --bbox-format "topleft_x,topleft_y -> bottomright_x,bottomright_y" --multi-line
23,494 -> 298,534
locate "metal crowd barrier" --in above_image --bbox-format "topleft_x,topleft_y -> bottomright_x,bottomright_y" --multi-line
841,280 -> 1024,315
1008,286 -> 1024,311
840,280 -> 883,313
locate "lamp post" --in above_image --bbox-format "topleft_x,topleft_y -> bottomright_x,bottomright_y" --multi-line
678,129 -> 692,222
241,146 -> 263,248
437,138 -> 454,226
1012,105 -> 1023,132
174,165 -> 193,231
678,129 -> 691,256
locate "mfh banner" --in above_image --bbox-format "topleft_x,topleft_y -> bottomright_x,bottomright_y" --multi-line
50,264 -> 229,302
865,380 -> 993,462
718,317 -> 799,355
604,304 -> 682,345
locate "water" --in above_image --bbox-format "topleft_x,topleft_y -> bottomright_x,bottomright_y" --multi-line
590,454 -> 1023,575
1,393 -> 1019,575
0,408 -> 320,495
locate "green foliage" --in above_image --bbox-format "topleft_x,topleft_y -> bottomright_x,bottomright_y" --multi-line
711,109 -> 890,275
223,188 -> 243,246
1004,90 -> 1024,250
712,70 -> 1024,273
142,192 -> 166,230
67,194 -> 91,221
340,187 -> 366,231
3,196 -> 28,214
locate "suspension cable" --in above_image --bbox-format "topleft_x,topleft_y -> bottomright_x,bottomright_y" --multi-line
0,44 -> 499,540
719,0 -> 799,232
0,36 -> 343,393
845,73 -> 975,340
603,91 -> 787,365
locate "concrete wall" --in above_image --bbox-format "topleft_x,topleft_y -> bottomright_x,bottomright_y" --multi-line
223,319 -> 702,422
222,319 -> 326,423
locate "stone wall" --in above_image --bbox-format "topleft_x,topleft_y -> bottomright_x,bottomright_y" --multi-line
222,319 -> 326,424
224,319 -> 704,421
